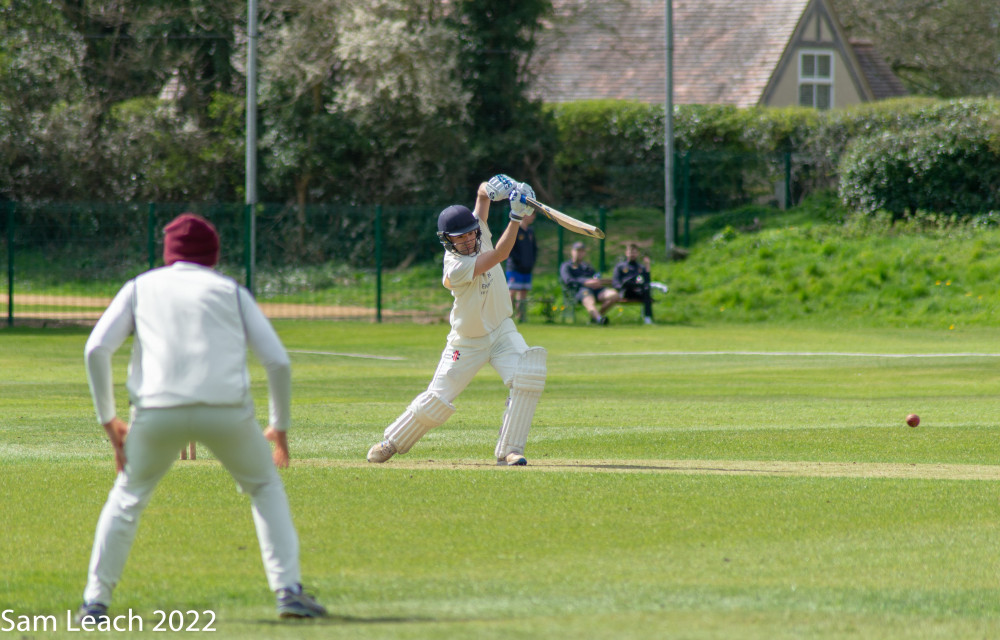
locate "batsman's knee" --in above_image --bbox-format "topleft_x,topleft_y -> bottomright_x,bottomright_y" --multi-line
511,347 -> 547,393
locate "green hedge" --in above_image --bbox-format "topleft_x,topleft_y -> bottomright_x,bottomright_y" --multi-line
544,97 -> 1000,217
838,111 -> 1000,218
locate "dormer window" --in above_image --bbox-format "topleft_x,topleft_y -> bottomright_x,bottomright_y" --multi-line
799,51 -> 833,109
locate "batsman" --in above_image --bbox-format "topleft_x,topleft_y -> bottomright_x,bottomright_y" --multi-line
367,175 -> 547,466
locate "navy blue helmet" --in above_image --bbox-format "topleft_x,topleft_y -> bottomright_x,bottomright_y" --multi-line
437,205 -> 481,256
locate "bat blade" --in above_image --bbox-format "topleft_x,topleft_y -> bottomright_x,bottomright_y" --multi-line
521,196 -> 605,239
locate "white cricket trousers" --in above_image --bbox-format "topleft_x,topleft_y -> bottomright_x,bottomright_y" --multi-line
427,318 -> 529,402
83,404 -> 300,606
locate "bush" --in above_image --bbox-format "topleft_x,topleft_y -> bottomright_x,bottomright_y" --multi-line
839,118 -> 1000,218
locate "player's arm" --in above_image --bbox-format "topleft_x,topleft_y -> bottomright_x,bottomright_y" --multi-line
474,218 -> 521,278
472,181 -> 534,278
240,287 -> 292,467
84,280 -> 137,472
473,182 -> 493,225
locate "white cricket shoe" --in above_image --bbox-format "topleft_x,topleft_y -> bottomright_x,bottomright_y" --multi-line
497,452 -> 527,466
367,439 -> 397,463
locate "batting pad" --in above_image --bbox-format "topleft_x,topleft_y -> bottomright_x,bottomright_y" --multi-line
385,391 -> 456,454
495,347 -> 547,459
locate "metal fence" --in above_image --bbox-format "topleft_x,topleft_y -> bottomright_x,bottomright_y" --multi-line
1,201 -> 628,326
2,151 -> 821,325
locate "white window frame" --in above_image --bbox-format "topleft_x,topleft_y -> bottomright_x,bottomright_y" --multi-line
798,50 -> 834,109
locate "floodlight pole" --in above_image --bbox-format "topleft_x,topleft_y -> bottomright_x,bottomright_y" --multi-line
664,0 -> 675,257
245,0 -> 258,295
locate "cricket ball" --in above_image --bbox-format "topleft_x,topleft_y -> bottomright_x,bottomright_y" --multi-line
906,414 -> 920,428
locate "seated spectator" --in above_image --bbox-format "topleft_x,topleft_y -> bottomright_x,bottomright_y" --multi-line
559,241 -> 619,324
613,242 -> 654,324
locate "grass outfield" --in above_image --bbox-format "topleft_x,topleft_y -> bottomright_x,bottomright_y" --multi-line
3,321 -> 1000,638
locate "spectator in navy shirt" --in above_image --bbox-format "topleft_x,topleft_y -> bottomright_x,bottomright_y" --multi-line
506,210 -> 537,322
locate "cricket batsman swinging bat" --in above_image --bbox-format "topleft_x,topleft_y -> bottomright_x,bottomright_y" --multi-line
516,194 -> 605,239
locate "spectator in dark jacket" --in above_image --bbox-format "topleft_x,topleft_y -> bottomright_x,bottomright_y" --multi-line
506,210 -> 538,322
612,242 -> 654,324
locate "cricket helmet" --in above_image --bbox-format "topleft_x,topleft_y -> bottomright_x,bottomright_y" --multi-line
437,205 -> 481,256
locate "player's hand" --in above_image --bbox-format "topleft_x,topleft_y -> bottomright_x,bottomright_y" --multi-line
102,416 -> 129,474
515,181 -> 535,201
509,190 -> 532,222
485,174 -> 514,201
264,426 -> 290,469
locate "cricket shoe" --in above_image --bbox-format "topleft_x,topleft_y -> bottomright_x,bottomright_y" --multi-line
74,602 -> 109,625
497,452 -> 527,466
367,439 -> 397,463
276,584 -> 327,619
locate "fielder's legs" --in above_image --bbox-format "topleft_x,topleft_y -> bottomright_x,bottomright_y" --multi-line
83,408 -> 187,606
198,406 -> 302,593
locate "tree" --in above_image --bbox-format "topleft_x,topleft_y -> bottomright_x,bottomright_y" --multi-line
832,0 -> 1000,97
447,0 -> 557,196
258,0 -> 470,207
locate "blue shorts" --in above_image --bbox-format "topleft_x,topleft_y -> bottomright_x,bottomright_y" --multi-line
507,271 -> 533,291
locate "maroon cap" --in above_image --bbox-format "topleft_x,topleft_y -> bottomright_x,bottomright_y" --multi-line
163,213 -> 220,267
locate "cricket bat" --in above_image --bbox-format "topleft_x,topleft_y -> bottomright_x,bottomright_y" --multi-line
517,194 -> 605,239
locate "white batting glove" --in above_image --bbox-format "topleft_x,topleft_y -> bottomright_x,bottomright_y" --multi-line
509,189 -> 532,222
485,174 -> 515,201
515,181 -> 535,201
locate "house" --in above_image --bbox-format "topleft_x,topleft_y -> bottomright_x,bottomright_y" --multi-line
529,0 -> 907,108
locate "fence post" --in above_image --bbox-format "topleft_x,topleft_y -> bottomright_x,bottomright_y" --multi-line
784,151 -> 792,210
244,203 -> 255,296
375,205 -> 383,323
556,224 -> 565,266
598,206 -> 607,272
147,203 -> 156,270
681,151 -> 691,247
6,201 -> 13,327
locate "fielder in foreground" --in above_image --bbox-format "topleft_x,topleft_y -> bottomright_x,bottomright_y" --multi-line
367,175 -> 547,466
77,213 -> 325,624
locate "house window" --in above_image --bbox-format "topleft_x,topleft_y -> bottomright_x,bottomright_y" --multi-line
799,51 -> 833,109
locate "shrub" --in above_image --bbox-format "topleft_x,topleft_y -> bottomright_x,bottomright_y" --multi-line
839,118 -> 1000,219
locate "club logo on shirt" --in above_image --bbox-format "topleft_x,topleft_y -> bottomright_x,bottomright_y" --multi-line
452,350 -> 460,362
480,271 -> 493,295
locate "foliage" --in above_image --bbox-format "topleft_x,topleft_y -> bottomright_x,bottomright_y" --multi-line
258,0 -> 471,207
839,118 -> 1000,219
447,0 -> 558,191
547,100 -> 663,206
832,0 -> 1000,97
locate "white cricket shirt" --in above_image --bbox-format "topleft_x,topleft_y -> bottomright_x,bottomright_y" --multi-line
84,262 -> 291,430
442,218 -> 513,339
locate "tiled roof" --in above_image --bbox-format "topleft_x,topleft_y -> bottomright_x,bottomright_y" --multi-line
850,39 -> 908,100
531,0 -> 895,107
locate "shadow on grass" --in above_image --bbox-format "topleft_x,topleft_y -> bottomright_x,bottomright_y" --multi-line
255,613 -> 443,626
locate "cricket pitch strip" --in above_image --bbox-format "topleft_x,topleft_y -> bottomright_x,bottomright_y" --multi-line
307,458 -> 1000,481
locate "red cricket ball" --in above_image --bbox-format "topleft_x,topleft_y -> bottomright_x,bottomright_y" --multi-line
906,414 -> 920,427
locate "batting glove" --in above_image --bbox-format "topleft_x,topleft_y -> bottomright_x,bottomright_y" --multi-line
509,189 -> 532,222
515,181 -> 536,201
485,174 -> 515,201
